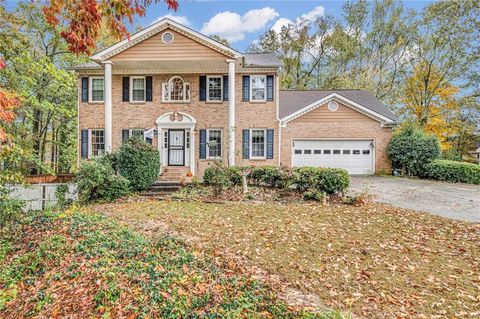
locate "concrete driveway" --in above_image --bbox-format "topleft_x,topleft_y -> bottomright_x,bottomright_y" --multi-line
349,176 -> 480,222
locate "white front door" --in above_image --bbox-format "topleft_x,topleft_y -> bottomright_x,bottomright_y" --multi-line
168,129 -> 185,166
292,139 -> 374,175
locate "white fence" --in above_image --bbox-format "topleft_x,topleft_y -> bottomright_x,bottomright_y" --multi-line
9,183 -> 77,210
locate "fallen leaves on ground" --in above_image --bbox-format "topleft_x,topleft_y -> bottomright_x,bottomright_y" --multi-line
100,199 -> 480,319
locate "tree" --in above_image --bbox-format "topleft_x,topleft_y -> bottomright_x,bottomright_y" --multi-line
401,63 -> 460,149
43,0 -> 179,54
210,35 -> 230,47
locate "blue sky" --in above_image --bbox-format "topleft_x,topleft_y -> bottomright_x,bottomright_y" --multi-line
134,0 -> 435,52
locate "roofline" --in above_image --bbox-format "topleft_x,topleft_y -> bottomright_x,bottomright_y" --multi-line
91,18 -> 242,61
280,92 -> 397,124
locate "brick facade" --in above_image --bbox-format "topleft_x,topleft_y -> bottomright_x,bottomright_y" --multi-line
78,73 -> 278,176
280,101 -> 393,173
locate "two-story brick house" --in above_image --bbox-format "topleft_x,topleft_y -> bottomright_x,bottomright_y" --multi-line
76,18 -> 397,179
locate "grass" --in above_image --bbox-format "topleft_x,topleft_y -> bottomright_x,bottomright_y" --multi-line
0,207 -> 345,319
100,200 -> 480,318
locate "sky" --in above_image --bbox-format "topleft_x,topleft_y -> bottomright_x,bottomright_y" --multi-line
132,0 -> 435,52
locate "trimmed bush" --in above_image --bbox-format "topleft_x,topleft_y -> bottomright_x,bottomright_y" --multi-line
422,160 -> 480,184
226,166 -> 249,186
249,166 -> 294,189
76,159 -> 130,203
387,124 -> 441,176
294,167 -> 349,194
303,190 -> 325,202
203,161 -> 230,195
117,137 -> 160,192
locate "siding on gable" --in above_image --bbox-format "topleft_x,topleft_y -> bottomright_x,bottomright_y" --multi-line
292,102 -> 377,123
111,28 -> 228,62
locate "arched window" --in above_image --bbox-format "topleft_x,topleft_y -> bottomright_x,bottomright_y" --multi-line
162,76 -> 190,102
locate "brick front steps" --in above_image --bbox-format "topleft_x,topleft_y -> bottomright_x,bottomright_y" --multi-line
140,167 -> 192,197
140,181 -> 181,197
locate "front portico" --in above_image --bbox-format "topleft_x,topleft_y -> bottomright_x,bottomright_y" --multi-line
156,112 -> 196,175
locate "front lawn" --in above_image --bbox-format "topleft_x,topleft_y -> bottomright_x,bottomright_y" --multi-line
0,208 -> 343,318
100,200 -> 480,318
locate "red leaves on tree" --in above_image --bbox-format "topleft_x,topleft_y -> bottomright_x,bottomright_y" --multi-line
0,59 -> 20,142
42,0 -> 179,54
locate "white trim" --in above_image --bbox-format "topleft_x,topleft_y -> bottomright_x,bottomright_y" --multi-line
250,75 -> 267,102
206,75 -> 223,102
130,76 -> 146,103
88,76 -> 104,103
206,129 -> 223,159
161,31 -> 174,44
91,18 -> 241,61
250,128 -> 267,159
162,76 -> 191,103
280,93 -> 396,125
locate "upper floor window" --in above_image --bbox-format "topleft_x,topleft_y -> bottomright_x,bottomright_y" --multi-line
162,76 -> 190,102
250,75 -> 266,102
89,77 -> 104,102
207,76 -> 222,102
130,76 -> 145,102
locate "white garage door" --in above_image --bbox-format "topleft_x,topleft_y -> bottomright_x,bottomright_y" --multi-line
292,139 -> 374,175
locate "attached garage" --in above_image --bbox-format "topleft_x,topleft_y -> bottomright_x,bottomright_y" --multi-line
292,139 -> 374,175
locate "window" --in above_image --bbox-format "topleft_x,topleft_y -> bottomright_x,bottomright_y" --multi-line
89,77 -> 104,102
362,150 -> 371,155
130,76 -> 145,102
186,131 -> 190,148
294,149 -> 302,154
164,131 -> 168,148
162,31 -> 174,44
250,75 -> 266,102
250,129 -> 266,158
304,150 -> 312,154
162,76 -> 190,102
353,150 -> 360,155
333,150 -> 341,154
90,129 -> 104,157
343,150 -> 350,155
207,76 -> 222,101
314,150 -> 321,154
324,150 -> 331,154
207,129 -> 222,158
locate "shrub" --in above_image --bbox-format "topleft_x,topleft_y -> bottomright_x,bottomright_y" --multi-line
294,167 -> 349,194
55,184 -> 72,209
303,190 -> 325,202
226,166 -> 249,186
0,187 -> 24,231
76,159 -> 130,203
203,161 -> 230,195
387,123 -> 441,176
117,137 -> 160,192
422,160 -> 480,184
249,166 -> 293,189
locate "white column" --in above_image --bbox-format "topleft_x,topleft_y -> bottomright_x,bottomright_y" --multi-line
103,61 -> 113,153
190,127 -> 195,175
227,59 -> 236,166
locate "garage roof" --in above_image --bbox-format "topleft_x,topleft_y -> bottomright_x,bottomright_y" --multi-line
279,90 -> 398,122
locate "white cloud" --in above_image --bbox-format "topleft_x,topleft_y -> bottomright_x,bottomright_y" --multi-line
151,13 -> 190,26
201,7 -> 279,42
271,6 -> 325,33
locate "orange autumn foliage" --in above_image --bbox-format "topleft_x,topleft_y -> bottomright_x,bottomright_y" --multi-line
42,0 -> 179,54
0,60 -> 21,142
403,63 -> 460,150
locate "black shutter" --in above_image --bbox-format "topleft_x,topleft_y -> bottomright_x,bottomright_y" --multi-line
122,77 -> 129,102
199,76 -> 206,101
242,76 -> 250,101
146,76 -> 153,102
122,129 -> 130,144
242,129 -> 250,159
81,77 -> 88,102
81,129 -> 89,159
266,129 -> 274,159
223,75 -> 228,101
267,75 -> 274,101
199,129 -> 207,159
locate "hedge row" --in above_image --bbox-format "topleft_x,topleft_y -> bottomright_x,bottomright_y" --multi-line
203,164 -> 349,195
421,160 -> 480,184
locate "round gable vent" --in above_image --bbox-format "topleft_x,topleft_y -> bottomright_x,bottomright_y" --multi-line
162,31 -> 174,44
328,101 -> 338,112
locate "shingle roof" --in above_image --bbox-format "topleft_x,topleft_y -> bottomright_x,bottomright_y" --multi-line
74,62 -> 102,70
279,89 -> 398,122
243,53 -> 282,68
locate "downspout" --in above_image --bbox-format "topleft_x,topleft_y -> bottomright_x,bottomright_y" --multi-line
276,73 -> 282,166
